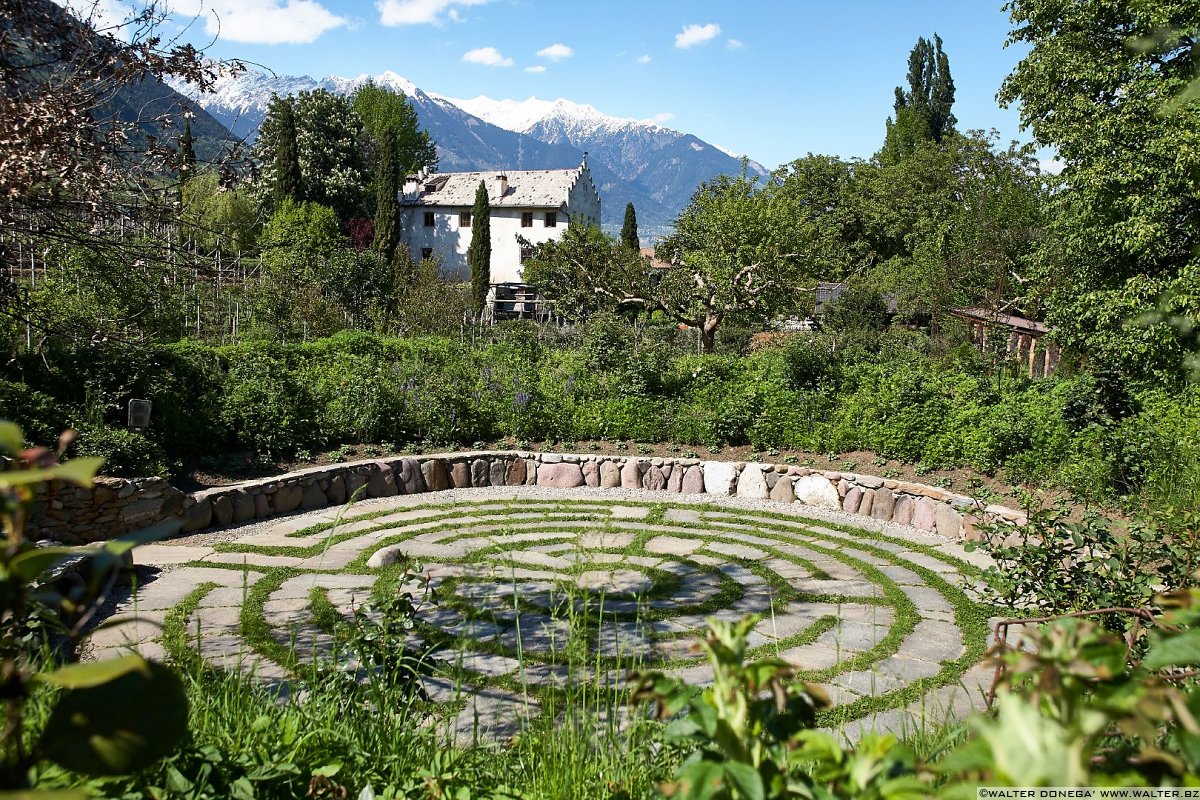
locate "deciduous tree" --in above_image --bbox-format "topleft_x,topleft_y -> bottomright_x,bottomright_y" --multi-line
253,89 -> 367,223
1000,0 -> 1200,377
0,0 -> 242,345
351,81 -> 437,176
882,34 -> 956,163
526,167 -> 803,352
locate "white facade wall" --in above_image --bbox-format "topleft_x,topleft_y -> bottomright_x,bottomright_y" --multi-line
398,166 -> 601,285
401,205 -> 577,283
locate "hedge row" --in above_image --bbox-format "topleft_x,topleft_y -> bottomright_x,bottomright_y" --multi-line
3,327 -> 1197,506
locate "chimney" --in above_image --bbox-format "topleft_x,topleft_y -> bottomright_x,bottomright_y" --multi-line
495,174 -> 508,197
403,174 -> 419,195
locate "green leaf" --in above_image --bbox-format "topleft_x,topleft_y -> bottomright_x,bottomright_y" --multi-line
9,547 -> 78,582
35,654 -> 150,689
50,458 -> 105,487
1145,628 -> 1200,670
230,777 -> 255,800
0,792 -> 89,799
674,761 -> 725,800
688,697 -> 719,737
38,657 -> 188,776
0,421 -> 23,456
722,762 -> 765,800
314,763 -> 343,778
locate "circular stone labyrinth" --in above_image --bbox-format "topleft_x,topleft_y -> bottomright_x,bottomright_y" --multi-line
90,487 -> 999,742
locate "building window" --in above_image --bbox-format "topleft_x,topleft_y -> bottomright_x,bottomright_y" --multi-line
420,248 -> 433,261
521,211 -> 533,228
544,212 -> 557,228
423,211 -> 435,227
459,210 -> 472,228
520,245 -> 534,262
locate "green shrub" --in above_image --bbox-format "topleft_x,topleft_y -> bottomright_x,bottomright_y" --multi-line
221,346 -> 321,457
144,341 -> 228,458
71,423 -> 172,477
0,381 -> 67,446
778,334 -> 841,391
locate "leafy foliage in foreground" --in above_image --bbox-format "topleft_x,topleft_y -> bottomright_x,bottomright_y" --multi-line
0,424 -> 188,794
628,607 -> 1200,798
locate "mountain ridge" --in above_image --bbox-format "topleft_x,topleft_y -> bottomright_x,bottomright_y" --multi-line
168,68 -> 770,235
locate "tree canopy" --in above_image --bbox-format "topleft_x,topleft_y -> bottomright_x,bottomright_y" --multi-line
1000,0 -> 1200,377
527,168 -> 803,352
351,81 -> 438,176
882,34 -> 956,163
253,90 -> 368,223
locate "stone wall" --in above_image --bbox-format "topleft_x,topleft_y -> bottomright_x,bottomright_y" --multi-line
30,477 -> 187,545
29,452 -> 1026,543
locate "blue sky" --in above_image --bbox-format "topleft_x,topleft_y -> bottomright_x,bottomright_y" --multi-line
112,0 -> 1036,169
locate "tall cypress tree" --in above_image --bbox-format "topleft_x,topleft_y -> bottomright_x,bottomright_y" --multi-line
175,118 -> 196,208
179,119 -> 196,183
468,180 -> 491,315
372,135 -> 399,262
274,98 -> 303,207
882,34 -> 955,163
893,34 -> 956,143
620,202 -> 640,252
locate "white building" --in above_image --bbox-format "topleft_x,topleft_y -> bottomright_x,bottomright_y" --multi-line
397,163 -> 601,284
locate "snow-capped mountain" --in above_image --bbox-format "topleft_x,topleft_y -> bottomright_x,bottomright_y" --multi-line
169,69 -> 769,234
443,94 -> 770,227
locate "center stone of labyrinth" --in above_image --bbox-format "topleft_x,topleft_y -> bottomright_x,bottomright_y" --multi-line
94,489 -> 998,741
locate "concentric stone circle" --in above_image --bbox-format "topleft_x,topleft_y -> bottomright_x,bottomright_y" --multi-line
90,485 -> 999,741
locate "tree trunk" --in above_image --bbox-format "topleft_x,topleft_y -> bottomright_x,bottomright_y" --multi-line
700,313 -> 721,354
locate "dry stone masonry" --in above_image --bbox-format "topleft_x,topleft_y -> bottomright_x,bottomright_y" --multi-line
29,452 -> 1026,544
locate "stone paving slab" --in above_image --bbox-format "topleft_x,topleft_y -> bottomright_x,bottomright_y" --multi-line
90,488 -> 999,744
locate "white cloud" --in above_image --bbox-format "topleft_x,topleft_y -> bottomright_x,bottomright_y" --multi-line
462,46 -> 513,67
536,43 -> 573,61
376,0 -> 488,26
524,65 -> 546,73
726,38 -> 743,49
637,54 -> 652,64
166,0 -> 347,44
675,22 -> 720,49
652,112 -> 674,123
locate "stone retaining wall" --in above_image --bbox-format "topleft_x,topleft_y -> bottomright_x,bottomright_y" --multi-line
30,452 -> 1027,544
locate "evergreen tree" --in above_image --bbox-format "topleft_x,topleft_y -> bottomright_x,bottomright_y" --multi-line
372,136 -> 399,262
273,97 -> 303,208
179,120 -> 195,183
882,34 -> 956,160
620,202 -> 640,252
468,180 -> 491,315
176,119 -> 196,207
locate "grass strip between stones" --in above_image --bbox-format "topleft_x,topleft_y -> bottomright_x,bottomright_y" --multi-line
174,496 -> 990,726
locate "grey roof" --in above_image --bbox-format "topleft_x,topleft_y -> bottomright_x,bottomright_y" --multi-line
400,167 -> 590,208
951,307 -> 1050,334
